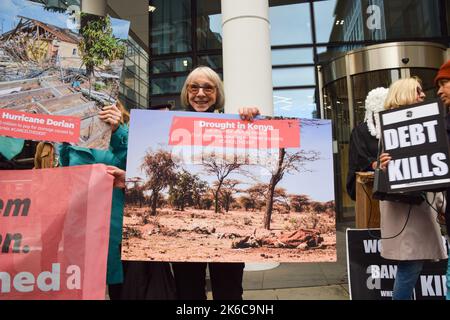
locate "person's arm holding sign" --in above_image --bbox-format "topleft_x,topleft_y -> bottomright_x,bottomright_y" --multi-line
371,153 -> 392,170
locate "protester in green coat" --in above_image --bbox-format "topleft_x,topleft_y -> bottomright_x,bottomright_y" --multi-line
58,103 -> 128,299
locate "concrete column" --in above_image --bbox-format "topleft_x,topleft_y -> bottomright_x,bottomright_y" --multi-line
81,0 -> 106,16
221,0 -> 273,116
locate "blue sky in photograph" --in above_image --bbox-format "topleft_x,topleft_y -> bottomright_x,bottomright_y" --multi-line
126,110 -> 334,202
0,0 -> 129,39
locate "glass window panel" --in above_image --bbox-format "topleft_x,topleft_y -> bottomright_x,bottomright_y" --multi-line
272,48 -> 313,65
152,57 -> 193,74
125,57 -> 134,68
151,76 -> 187,95
150,0 -> 192,55
198,55 -> 223,69
139,94 -> 148,108
273,89 -> 316,119
139,55 -> 149,73
351,69 -> 400,125
139,81 -> 148,100
269,3 -> 312,45
124,69 -> 135,90
272,67 -> 315,87
197,0 -> 222,50
314,0 -> 338,43
322,0 -> 442,43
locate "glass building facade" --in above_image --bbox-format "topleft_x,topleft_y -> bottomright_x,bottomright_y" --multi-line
149,0 -> 450,221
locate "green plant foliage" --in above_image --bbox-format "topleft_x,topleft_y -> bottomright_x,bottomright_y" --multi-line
79,13 -> 126,77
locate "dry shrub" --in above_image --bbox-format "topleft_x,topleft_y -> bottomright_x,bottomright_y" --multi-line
284,212 -> 335,234
123,226 -> 143,239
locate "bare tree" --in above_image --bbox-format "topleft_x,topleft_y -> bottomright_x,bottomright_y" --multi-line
264,148 -> 320,230
202,156 -> 242,213
141,149 -> 177,217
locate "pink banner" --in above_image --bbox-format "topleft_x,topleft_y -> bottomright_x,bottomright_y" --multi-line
0,164 -> 113,300
0,109 -> 80,143
168,117 -> 300,149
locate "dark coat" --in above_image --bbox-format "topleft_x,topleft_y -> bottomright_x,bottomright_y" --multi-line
346,122 -> 379,201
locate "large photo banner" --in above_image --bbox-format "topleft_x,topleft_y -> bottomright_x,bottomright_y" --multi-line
0,0 -> 130,149
378,100 -> 450,193
123,110 -> 336,263
0,164 -> 113,300
346,229 -> 448,300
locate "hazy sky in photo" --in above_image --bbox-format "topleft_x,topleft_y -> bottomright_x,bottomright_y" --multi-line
126,110 -> 334,202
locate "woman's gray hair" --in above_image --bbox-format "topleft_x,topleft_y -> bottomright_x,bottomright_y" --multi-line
180,66 -> 225,110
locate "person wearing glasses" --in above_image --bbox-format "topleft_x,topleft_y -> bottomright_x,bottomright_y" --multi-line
377,77 -> 447,300
171,66 -> 259,300
435,60 -> 450,300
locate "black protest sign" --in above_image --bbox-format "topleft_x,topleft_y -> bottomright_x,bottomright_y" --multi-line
346,229 -> 447,300
379,100 -> 450,193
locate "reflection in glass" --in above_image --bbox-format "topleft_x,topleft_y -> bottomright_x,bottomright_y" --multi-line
198,55 -> 223,69
328,0 -> 441,43
269,3 -> 312,45
273,67 -> 315,87
314,0 -> 337,43
272,48 -> 313,65
150,0 -> 192,55
273,89 -> 316,119
351,69 -> 399,125
151,76 -> 187,95
197,0 -> 222,50
323,78 -> 351,219
152,57 -> 192,74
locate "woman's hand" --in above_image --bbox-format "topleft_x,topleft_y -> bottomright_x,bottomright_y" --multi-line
106,165 -> 126,189
373,152 -> 391,171
99,104 -> 122,132
238,107 -> 260,121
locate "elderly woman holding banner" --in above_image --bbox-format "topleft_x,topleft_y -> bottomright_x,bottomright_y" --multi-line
171,66 -> 259,300
377,77 -> 447,300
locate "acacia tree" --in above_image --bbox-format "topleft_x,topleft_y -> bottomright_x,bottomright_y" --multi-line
141,149 -> 177,217
246,183 -> 267,210
216,179 -> 241,213
202,156 -> 242,213
168,170 -> 207,211
79,13 -> 126,79
168,170 -> 196,211
263,149 -> 320,230
126,177 -> 145,207
237,195 -> 254,211
192,180 -> 209,209
290,194 -> 312,213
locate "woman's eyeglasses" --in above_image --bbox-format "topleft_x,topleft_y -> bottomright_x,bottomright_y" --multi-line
188,83 -> 216,95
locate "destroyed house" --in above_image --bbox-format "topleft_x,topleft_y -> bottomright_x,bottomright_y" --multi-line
0,16 -> 82,68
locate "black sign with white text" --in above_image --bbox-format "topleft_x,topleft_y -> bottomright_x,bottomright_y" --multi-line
379,100 -> 450,193
346,229 -> 447,300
